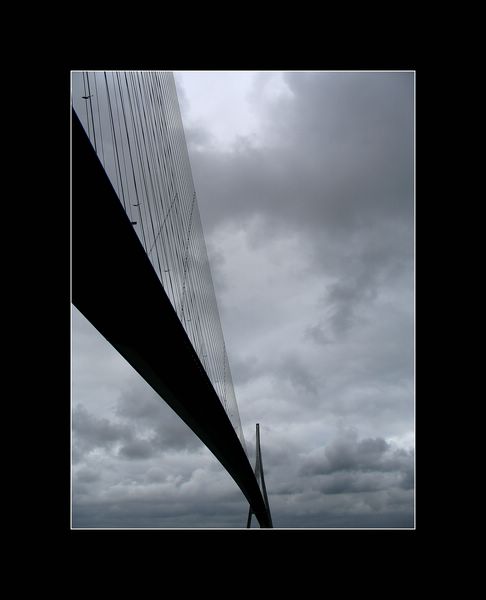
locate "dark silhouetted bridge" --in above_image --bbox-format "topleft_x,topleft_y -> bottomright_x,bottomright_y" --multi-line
71,71 -> 273,528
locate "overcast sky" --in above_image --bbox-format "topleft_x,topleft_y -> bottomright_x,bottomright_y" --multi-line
72,70 -> 415,528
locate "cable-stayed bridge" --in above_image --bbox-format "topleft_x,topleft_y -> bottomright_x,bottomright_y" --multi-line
71,71 -> 273,528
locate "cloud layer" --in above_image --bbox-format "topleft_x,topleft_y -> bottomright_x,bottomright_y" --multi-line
72,71 -> 414,528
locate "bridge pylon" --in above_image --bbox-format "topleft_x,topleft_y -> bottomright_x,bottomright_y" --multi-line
246,424 -> 273,528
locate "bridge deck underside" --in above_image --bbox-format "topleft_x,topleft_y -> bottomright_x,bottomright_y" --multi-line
72,110 -> 272,528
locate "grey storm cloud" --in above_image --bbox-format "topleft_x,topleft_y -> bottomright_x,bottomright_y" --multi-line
72,71 -> 414,528
115,380 -> 204,452
231,352 -> 317,396
276,354 -> 318,396
119,439 -> 155,460
252,427 -> 414,528
188,71 -> 413,359
73,404 -> 133,453
76,468 -> 100,484
72,403 -> 150,462
189,71 -> 413,238
300,430 -> 413,477
73,379 -> 203,464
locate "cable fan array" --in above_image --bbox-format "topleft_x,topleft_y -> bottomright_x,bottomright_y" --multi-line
72,71 -> 246,452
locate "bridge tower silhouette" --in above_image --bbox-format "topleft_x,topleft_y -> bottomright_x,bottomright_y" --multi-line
247,424 -> 273,528
71,71 -> 273,528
